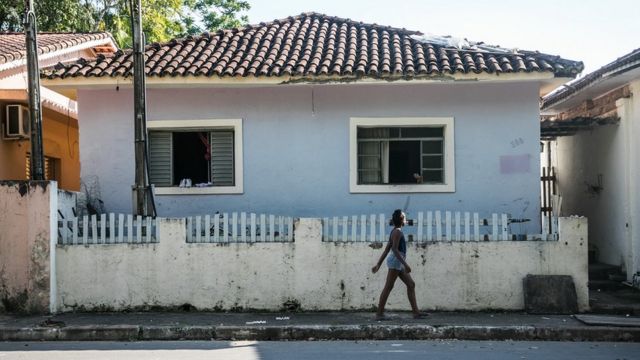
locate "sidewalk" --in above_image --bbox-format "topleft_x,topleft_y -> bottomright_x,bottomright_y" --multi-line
1,311 -> 639,342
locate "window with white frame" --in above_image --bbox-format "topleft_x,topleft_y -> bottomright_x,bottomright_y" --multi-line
350,117 -> 455,193
147,119 -> 243,195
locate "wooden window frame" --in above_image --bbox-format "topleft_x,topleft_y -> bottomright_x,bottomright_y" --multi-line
148,119 -> 243,195
349,117 -> 456,193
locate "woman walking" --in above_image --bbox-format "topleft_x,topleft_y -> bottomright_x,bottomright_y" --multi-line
372,209 -> 425,319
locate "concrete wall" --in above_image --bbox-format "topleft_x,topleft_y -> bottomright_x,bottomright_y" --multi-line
55,217 -> 588,312
552,79 -> 640,279
77,82 -> 542,233
0,181 -> 57,313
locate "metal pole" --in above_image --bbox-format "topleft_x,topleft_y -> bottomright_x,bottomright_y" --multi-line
24,0 -> 44,180
131,0 -> 149,215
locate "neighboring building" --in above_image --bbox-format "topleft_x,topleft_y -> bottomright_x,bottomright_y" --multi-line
541,48 -> 640,283
0,33 -> 117,191
43,13 -> 582,233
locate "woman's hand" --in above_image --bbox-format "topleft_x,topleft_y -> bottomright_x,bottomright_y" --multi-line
372,264 -> 380,273
404,264 -> 412,274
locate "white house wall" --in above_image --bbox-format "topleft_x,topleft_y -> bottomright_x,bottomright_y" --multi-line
78,82 -> 541,232
553,79 -> 640,279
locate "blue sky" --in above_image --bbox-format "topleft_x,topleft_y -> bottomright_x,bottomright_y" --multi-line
244,0 -> 639,75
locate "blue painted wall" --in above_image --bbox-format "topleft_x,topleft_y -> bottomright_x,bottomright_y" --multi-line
78,81 -> 542,232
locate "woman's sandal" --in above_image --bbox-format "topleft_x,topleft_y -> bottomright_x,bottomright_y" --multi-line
412,313 -> 429,319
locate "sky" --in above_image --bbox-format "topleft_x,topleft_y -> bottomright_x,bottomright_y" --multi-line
243,0 -> 639,75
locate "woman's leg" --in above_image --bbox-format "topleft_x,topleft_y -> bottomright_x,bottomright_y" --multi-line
376,269 -> 400,317
398,272 -> 420,316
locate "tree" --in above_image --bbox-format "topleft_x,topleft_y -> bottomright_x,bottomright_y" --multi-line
185,0 -> 250,35
0,0 -> 22,32
1,0 -> 94,32
0,0 -> 250,46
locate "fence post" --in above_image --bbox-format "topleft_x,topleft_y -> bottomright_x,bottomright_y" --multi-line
427,211 -> 433,241
115,214 -> 121,243
435,211 -> 442,241
501,213 -> 509,241
492,213 -> 498,241
99,214 -> 106,244
417,212 -> 423,243
464,212 -> 470,241
250,213 -> 257,242
473,213 -> 480,241
240,212 -> 246,243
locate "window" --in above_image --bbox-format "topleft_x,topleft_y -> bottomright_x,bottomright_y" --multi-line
26,154 -> 59,182
147,119 -> 243,195
350,117 -> 455,193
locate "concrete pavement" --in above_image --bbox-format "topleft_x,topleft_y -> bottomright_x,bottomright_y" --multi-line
1,312 -> 639,342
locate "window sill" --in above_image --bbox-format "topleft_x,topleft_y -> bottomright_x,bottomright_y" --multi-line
154,186 -> 243,195
350,183 -> 455,193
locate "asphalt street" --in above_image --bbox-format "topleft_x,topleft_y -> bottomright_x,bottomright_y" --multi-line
0,340 -> 639,360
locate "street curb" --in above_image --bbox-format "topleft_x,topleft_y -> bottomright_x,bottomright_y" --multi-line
1,325 -> 639,342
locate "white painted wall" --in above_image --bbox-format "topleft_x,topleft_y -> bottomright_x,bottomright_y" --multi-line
552,79 -> 640,280
0,181 -> 56,313
78,82 -> 542,233
55,217 -> 588,312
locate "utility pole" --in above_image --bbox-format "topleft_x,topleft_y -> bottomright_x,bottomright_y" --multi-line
130,0 -> 153,216
24,0 -> 44,180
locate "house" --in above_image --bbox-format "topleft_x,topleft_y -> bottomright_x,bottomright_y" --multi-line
42,13 -> 582,233
541,48 -> 640,284
0,32 -> 117,191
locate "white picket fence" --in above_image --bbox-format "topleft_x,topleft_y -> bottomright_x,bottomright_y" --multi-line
322,211 -> 556,242
186,212 -> 294,243
58,213 -> 158,245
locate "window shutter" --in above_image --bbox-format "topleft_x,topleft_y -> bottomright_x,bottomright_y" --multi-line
148,131 -> 172,186
210,131 -> 234,186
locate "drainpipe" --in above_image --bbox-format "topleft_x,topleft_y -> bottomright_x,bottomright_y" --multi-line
23,0 -> 44,180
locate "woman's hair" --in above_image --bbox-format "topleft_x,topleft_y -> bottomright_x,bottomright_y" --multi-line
391,209 -> 404,227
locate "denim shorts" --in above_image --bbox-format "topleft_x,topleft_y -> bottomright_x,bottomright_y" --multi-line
386,252 -> 406,271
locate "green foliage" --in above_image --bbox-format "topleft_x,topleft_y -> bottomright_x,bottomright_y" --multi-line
0,0 -> 24,32
184,0 -> 250,35
0,0 -> 250,46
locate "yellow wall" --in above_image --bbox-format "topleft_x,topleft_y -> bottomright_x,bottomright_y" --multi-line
0,103 -> 80,191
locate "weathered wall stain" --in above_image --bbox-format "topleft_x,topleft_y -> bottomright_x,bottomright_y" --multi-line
54,218 -> 588,312
0,180 -> 54,314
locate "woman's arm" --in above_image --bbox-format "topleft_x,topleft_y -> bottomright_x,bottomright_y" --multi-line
372,239 -> 392,273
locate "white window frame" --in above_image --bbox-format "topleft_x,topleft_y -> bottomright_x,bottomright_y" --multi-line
147,119 -> 243,195
350,117 -> 455,193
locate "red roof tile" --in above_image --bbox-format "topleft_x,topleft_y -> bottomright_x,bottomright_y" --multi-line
0,32 -> 115,66
44,13 -> 583,80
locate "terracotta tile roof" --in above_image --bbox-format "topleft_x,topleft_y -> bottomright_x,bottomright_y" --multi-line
541,47 -> 640,110
0,32 -> 115,66
44,13 -> 583,81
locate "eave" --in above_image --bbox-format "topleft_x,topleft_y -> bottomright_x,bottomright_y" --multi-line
43,71 -> 566,97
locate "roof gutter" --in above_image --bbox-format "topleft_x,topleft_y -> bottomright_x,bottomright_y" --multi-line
541,52 -> 640,110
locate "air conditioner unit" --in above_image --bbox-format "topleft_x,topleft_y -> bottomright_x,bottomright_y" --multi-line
4,104 -> 30,139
